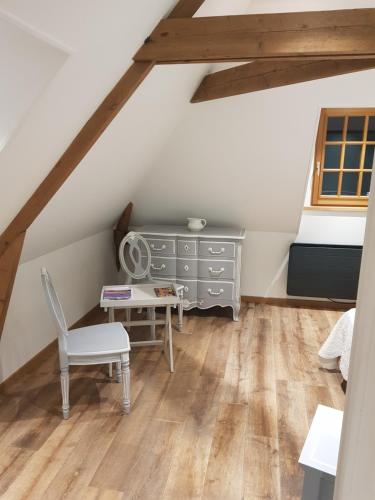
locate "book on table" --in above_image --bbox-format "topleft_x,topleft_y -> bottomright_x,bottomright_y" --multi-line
103,287 -> 131,300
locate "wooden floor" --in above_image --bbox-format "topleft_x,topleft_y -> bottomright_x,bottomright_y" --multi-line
0,304 -> 345,500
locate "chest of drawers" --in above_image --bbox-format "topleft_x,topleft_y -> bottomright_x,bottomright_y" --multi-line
134,225 -> 245,321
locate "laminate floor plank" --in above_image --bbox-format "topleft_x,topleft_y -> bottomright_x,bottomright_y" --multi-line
201,317 -> 234,379
0,304 -> 345,499
202,402 -> 248,500
248,305 -> 278,439
162,376 -> 223,500
222,305 -> 254,405
277,380 -> 309,500
243,436 -> 280,500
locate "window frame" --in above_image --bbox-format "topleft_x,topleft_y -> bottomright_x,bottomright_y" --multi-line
311,108 -> 375,208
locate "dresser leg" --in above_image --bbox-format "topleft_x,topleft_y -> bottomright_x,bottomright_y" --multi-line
233,303 -> 241,322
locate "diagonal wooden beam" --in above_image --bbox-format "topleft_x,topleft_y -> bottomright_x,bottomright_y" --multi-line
134,8 -> 375,63
0,232 -> 26,335
0,0 -> 206,338
168,0 -> 204,18
191,59 -> 375,102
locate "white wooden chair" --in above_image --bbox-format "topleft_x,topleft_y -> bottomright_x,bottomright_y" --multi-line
118,231 -> 184,337
41,268 -> 131,419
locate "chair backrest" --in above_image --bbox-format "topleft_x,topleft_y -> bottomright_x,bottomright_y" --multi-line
41,268 -> 68,353
119,231 -> 152,281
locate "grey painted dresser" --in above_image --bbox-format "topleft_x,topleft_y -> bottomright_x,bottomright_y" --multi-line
134,225 -> 246,321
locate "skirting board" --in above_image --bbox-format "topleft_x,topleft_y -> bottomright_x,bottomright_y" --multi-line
241,295 -> 355,311
0,303 -> 102,392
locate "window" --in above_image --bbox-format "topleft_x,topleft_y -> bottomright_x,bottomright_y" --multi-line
311,108 -> 375,207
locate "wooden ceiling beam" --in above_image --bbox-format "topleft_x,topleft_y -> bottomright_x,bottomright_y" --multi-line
0,0 -> 206,338
134,8 -> 375,63
191,59 -> 375,102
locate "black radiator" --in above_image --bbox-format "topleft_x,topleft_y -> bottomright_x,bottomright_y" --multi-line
287,243 -> 362,300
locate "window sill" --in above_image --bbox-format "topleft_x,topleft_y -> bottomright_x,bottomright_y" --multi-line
304,206 -> 367,213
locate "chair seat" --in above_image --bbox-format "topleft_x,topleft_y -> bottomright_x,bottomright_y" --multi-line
67,322 -> 130,356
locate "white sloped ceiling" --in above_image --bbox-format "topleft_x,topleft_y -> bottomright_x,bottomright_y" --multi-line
132,0 -> 375,233
0,0 -> 251,263
1,0 -> 374,264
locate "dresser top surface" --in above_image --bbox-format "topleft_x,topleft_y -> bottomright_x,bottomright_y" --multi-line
132,225 -> 246,240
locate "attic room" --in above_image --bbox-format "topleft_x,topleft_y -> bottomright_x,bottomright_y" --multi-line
1,0 -> 375,498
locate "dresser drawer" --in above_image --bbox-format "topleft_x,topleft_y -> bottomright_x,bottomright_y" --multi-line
199,241 -> 236,259
177,259 -> 198,278
198,281 -> 234,301
198,260 -> 235,280
149,257 -> 176,277
178,239 -> 197,257
178,280 -> 198,304
146,238 -> 175,256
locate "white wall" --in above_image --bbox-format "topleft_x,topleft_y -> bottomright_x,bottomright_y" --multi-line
132,69 -> 374,298
0,229 -> 115,383
297,212 -> 366,246
0,15 -> 66,151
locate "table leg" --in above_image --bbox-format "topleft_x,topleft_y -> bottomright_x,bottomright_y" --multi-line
115,362 -> 121,383
148,307 -> 156,340
126,308 -> 131,332
108,308 -> 115,377
166,306 -> 174,373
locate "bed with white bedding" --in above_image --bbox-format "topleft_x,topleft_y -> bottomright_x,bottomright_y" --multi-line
319,308 -> 356,381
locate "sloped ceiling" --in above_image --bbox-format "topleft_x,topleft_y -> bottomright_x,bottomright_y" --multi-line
0,0 -> 251,263
1,0 -> 375,264
0,15 -> 66,151
132,0 -> 375,233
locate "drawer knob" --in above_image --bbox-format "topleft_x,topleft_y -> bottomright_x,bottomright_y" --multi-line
184,265 -> 189,271
208,247 -> 225,255
151,263 -> 166,271
184,286 -> 189,292
208,267 -> 225,275
184,244 -> 189,251
208,288 -> 224,296
150,243 -> 166,251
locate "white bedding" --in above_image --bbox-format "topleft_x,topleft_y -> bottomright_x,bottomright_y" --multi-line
319,308 -> 356,381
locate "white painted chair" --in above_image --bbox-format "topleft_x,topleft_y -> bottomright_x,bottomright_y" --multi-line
41,268 -> 131,419
119,231 -> 184,336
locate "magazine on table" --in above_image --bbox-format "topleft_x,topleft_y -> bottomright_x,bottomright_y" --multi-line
103,287 -> 131,300
154,286 -> 176,297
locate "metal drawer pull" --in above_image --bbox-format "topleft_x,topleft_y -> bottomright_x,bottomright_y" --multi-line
208,288 -> 224,296
184,265 -> 189,271
151,263 -> 166,271
208,247 -> 225,255
184,244 -> 190,251
184,286 -> 189,292
150,243 -> 166,251
208,267 -> 224,275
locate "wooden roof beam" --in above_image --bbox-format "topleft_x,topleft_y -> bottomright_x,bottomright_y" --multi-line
191,59 -> 375,102
134,8 -> 375,63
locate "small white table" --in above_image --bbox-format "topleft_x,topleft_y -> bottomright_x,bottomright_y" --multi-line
100,283 -> 181,372
299,405 -> 343,500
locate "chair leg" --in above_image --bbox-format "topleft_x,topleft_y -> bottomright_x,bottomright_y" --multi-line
121,358 -> 131,414
108,363 -> 113,378
60,367 -> 70,419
